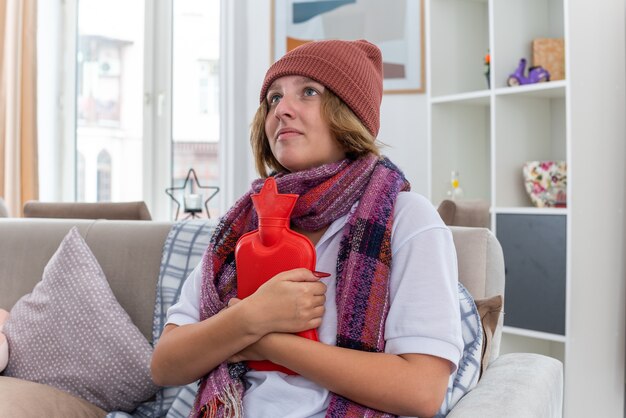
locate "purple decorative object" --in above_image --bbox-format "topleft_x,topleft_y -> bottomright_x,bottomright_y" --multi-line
507,58 -> 550,86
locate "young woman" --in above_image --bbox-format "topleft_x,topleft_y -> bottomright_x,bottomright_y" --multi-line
151,40 -> 463,418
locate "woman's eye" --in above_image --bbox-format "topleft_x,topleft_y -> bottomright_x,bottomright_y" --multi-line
268,94 -> 281,105
303,87 -> 318,97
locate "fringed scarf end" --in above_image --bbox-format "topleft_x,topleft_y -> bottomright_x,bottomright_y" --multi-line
193,383 -> 243,418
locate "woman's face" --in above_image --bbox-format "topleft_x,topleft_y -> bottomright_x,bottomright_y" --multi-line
264,75 -> 346,172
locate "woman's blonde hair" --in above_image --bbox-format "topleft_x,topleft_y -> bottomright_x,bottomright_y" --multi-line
250,90 -> 380,177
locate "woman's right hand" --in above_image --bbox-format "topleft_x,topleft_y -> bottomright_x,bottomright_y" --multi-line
243,268 -> 327,336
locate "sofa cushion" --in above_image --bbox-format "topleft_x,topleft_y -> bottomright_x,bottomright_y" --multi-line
3,227 -> 159,412
0,376 -> 107,417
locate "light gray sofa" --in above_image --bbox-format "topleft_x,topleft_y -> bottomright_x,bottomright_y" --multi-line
0,218 -> 563,417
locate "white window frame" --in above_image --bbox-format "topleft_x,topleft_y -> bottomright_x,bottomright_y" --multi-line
142,0 -> 172,221
59,0 -> 78,203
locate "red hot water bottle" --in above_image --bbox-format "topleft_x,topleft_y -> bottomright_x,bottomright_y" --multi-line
235,177 -> 319,375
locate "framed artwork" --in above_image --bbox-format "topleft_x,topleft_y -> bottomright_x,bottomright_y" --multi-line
271,0 -> 425,94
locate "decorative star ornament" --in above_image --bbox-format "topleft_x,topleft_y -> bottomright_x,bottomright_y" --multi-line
165,168 -> 219,220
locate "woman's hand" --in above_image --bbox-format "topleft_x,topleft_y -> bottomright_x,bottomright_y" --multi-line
243,268 -> 327,336
226,298 -> 275,363
228,332 -> 280,363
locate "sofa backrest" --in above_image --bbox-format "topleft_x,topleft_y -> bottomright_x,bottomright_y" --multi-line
0,219 -> 171,341
437,199 -> 491,229
23,201 -> 153,220
0,219 -> 505,358
450,226 -> 505,360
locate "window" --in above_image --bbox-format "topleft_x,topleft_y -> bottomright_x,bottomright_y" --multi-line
96,150 -> 112,202
77,153 -> 86,201
172,1 -> 221,218
197,60 -> 219,115
76,0 -> 145,203
56,0 -> 222,219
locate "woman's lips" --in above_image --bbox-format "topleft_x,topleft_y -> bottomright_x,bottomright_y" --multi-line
276,128 -> 303,140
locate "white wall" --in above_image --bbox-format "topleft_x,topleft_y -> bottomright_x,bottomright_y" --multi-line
565,0 -> 626,416
234,0 -> 429,199
380,95 -> 429,194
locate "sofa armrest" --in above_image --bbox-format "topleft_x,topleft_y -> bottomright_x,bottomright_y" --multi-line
446,353 -> 563,418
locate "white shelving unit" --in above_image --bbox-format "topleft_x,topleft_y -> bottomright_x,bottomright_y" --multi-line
426,0 -> 568,364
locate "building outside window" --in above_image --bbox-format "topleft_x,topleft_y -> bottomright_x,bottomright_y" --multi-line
96,150 -> 112,202
76,0 -> 144,203
77,153 -> 86,202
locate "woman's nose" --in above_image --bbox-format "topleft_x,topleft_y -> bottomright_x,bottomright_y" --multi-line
274,95 -> 295,119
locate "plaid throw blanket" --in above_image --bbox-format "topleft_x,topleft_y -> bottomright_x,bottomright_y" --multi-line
436,283 -> 483,416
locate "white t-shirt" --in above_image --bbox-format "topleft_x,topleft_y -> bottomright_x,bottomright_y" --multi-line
166,191 -> 463,418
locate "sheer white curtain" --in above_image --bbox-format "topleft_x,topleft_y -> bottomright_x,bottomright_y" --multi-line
0,0 -> 38,217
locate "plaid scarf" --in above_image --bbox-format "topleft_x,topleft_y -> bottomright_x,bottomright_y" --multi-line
192,154 -> 410,418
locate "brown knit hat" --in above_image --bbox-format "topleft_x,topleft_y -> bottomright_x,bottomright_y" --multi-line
260,39 -> 383,136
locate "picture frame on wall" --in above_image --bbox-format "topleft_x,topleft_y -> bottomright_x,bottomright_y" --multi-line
271,0 -> 425,94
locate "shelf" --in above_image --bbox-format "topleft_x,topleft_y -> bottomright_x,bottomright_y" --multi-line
492,0 -> 565,90
430,81 -> 566,104
503,326 -> 566,343
430,90 -> 490,105
494,91 -> 566,207
495,80 -> 566,98
493,207 -> 567,215
429,0 -> 489,97
430,102 -> 491,204
428,0 -> 570,381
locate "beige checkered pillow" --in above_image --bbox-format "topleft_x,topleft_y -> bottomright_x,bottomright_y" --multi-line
4,227 -> 158,412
